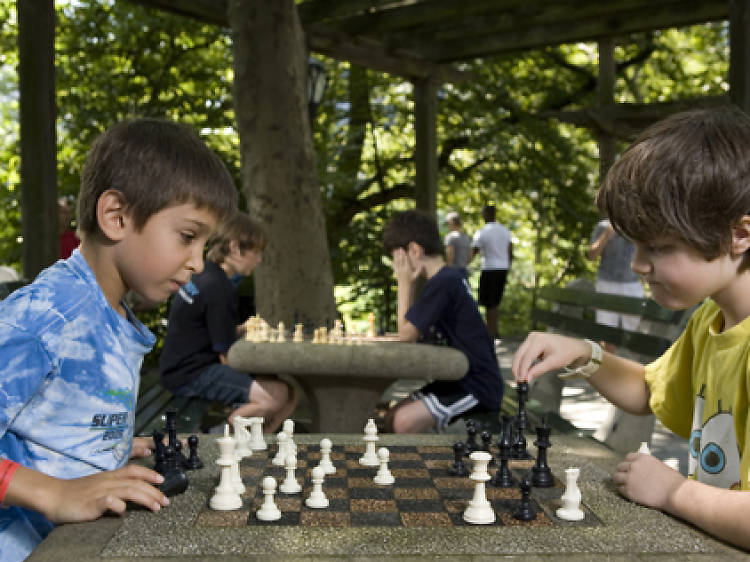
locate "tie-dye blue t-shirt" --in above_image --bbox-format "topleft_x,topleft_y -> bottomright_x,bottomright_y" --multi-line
0,249 -> 155,561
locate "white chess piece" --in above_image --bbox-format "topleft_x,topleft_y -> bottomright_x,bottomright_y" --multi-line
279,454 -> 302,494
248,417 -> 267,450
462,451 -> 495,524
293,323 -> 304,342
305,466 -> 329,508
256,476 -> 282,521
277,321 -> 286,342
556,467 -> 585,521
282,419 -> 297,456
272,431 -> 288,466
359,418 -> 379,466
638,441 -> 651,455
373,447 -> 395,485
232,416 -> 253,459
317,437 -> 336,475
210,428 -> 243,510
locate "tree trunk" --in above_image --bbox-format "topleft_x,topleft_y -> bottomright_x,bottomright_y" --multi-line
229,0 -> 336,328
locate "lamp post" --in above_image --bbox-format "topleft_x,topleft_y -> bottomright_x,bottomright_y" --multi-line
307,57 -> 328,122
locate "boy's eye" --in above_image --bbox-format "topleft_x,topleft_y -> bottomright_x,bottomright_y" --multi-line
181,232 -> 196,244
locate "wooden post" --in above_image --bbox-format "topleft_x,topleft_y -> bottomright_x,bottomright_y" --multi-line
730,0 -> 750,114
597,37 -> 616,184
18,0 -> 58,279
413,77 -> 437,217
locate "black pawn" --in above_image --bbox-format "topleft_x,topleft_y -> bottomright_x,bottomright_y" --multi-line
513,475 -> 536,521
447,441 -> 470,476
465,420 -> 479,454
152,430 -> 166,475
480,430 -> 495,467
184,434 -> 204,470
531,420 -> 554,488
174,439 -> 190,469
158,445 -> 189,497
490,426 -> 515,488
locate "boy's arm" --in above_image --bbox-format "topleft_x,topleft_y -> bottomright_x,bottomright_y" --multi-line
392,249 -> 421,342
4,463 -> 169,523
445,243 -> 456,266
512,331 -> 651,415
614,453 -> 750,550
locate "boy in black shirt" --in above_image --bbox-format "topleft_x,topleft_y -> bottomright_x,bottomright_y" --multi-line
160,212 -> 296,432
382,210 -> 503,432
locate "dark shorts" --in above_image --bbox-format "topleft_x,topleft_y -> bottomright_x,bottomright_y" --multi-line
170,363 -> 254,405
478,269 -> 508,308
411,380 -> 479,429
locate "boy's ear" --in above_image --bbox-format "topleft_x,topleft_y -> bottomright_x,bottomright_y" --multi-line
730,215 -> 750,256
96,190 -> 129,242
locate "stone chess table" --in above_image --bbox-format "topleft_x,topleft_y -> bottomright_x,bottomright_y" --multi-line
28,433 -> 749,561
227,340 -> 469,432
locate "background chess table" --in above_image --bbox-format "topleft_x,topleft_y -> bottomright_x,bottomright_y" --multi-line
29,433 -> 747,561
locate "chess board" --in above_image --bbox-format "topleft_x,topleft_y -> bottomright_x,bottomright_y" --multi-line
195,444 -> 601,528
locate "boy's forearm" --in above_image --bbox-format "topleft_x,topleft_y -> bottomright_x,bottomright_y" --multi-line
4,465 -> 60,519
666,479 -> 750,550
588,352 -> 652,415
396,281 -> 418,341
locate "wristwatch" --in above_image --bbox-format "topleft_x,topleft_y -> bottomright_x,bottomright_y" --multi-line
559,339 -> 603,380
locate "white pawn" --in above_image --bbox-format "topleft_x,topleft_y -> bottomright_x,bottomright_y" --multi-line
272,431 -> 288,466
556,467 -> 585,521
256,476 -> 282,521
277,321 -> 286,342
248,417 -> 267,450
293,323 -> 304,342
305,466 -> 329,508
638,441 -> 651,455
279,454 -> 301,494
373,447 -> 395,485
282,419 -> 296,455
210,427 -> 243,510
317,437 -> 336,475
359,418 -> 379,466
232,416 -> 252,459
462,451 -> 495,524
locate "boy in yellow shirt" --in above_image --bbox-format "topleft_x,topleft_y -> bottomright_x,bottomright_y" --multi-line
513,107 -> 750,550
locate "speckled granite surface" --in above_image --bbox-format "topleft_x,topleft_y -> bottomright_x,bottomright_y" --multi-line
28,433 -> 748,561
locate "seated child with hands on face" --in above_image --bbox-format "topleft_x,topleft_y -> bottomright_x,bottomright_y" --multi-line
0,119 -> 237,561
512,107 -> 750,550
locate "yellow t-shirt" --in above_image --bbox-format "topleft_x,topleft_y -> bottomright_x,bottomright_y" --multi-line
645,300 -> 750,490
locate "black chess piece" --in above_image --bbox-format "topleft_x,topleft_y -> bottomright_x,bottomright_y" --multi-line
158,444 -> 189,497
513,475 -> 536,521
465,420 -> 479,454
516,381 -> 529,433
490,424 -> 515,488
480,430 -> 495,467
184,434 -> 204,470
447,441 -> 470,476
531,418 -> 554,488
174,439 -> 190,468
152,429 -> 166,475
164,408 -> 178,450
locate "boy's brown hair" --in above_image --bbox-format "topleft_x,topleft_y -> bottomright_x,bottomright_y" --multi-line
598,106 -> 750,270
383,209 -> 442,257
78,118 -> 237,238
206,212 -> 267,264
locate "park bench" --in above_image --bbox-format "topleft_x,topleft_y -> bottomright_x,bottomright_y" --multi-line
527,280 -> 694,452
134,367 -> 224,437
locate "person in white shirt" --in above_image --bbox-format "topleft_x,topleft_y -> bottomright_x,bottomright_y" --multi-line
471,205 -> 513,341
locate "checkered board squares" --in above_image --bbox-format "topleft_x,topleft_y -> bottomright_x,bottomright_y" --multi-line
195,445 -> 601,528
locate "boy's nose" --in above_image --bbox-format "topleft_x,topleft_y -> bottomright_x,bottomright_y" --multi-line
187,246 -> 205,275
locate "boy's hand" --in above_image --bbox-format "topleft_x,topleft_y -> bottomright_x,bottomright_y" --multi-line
512,331 -> 591,382
43,464 -> 169,523
130,436 -> 155,459
391,248 -> 423,286
613,452 -> 684,510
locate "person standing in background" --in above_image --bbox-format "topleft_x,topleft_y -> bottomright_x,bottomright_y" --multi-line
443,211 -> 471,278
58,197 -> 80,259
470,205 -> 513,342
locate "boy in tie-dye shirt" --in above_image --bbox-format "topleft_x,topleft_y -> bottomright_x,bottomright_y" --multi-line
0,119 -> 237,561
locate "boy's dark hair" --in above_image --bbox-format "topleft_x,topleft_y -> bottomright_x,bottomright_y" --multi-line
78,118 -> 237,237
206,212 -> 267,263
598,106 -> 750,271
482,205 -> 496,222
383,209 -> 442,256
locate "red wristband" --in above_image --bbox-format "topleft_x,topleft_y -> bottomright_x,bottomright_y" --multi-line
0,459 -> 21,503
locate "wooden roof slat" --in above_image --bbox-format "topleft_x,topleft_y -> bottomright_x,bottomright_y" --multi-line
127,0 -> 229,26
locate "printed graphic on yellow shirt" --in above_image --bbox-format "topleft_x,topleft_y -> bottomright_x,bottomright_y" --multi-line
689,395 -> 741,490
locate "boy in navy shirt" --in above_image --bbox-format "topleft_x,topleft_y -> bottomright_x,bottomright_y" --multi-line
382,210 -> 503,432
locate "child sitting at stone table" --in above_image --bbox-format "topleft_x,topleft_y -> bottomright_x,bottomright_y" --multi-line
159,211 -> 296,433
512,107 -> 750,550
381,209 -> 503,433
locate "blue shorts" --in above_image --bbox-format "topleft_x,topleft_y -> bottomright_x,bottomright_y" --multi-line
170,363 -> 254,405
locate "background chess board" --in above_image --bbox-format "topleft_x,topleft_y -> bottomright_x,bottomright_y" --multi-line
195,444 -> 601,528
